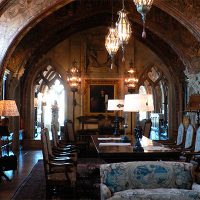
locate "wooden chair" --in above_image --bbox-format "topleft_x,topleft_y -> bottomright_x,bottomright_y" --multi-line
64,120 -> 90,153
181,126 -> 200,162
51,124 -> 77,151
44,128 -> 77,163
41,128 -> 76,198
182,124 -> 196,151
160,123 -> 186,147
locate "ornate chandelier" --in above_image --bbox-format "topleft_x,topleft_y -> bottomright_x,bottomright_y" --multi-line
124,59 -> 138,93
67,59 -> 81,92
116,0 -> 132,61
105,25 -> 120,69
133,0 -> 153,38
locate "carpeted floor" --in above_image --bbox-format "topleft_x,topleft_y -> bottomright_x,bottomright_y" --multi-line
11,158 -> 105,200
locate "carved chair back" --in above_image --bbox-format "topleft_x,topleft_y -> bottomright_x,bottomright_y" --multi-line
194,126 -> 200,152
65,120 -> 75,142
41,128 -> 51,175
51,124 -> 59,148
184,124 -> 195,149
176,123 -> 185,146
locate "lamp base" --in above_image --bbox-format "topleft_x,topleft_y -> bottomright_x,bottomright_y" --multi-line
121,135 -> 130,142
133,139 -> 144,152
113,115 -> 120,136
133,127 -> 144,152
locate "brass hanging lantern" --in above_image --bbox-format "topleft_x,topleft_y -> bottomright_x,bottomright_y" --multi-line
124,59 -> 138,93
67,59 -> 81,92
133,0 -> 153,38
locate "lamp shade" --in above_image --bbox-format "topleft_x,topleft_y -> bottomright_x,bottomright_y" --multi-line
107,99 -> 124,111
124,94 -> 154,112
0,100 -> 20,116
185,94 -> 200,112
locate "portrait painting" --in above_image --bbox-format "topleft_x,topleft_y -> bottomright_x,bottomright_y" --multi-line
90,85 -> 114,113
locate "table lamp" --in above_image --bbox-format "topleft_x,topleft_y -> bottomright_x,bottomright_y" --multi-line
107,99 -> 124,136
0,100 -> 20,133
124,94 -> 154,151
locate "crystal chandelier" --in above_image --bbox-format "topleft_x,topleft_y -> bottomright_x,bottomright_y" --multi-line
67,59 -> 81,92
105,25 -> 120,69
133,0 -> 153,38
116,0 -> 132,61
124,59 -> 138,93
105,0 -> 120,69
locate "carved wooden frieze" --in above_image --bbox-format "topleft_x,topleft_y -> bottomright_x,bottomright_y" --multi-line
0,0 -> 72,66
1,0 -> 200,78
185,69 -> 200,94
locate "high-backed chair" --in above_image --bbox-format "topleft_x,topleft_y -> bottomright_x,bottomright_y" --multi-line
64,120 -> 89,153
41,128 -> 76,198
161,123 -> 185,147
183,124 -> 196,150
44,128 -> 77,162
51,124 -> 76,151
182,126 -> 200,162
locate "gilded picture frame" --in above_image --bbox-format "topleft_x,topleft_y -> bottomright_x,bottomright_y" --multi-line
83,79 -> 120,115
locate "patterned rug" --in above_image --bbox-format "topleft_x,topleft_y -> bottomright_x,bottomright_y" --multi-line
11,158 -> 105,200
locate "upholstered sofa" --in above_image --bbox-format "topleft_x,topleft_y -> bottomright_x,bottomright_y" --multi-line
100,161 -> 200,200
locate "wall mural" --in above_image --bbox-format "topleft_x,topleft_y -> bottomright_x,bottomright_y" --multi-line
84,31 -> 119,73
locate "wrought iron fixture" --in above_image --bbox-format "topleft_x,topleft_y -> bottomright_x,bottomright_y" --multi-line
133,0 -> 153,38
124,59 -> 138,93
105,0 -> 120,69
116,0 -> 132,61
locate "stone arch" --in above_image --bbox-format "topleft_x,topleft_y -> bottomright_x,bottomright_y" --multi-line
0,0 -> 200,77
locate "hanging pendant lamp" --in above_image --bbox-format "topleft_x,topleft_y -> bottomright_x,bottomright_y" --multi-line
105,25 -> 120,69
124,59 -> 138,93
133,0 -> 153,38
105,0 -> 120,69
116,0 -> 132,62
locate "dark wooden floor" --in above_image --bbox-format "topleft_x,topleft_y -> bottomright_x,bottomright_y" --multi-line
0,150 -> 43,200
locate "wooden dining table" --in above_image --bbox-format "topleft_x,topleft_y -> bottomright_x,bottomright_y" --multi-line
91,135 -> 181,162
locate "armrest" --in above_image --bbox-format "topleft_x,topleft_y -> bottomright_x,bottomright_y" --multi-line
192,183 -> 200,192
49,156 -> 73,163
100,183 -> 112,200
49,161 -> 74,168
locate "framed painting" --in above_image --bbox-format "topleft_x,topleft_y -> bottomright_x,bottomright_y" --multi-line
83,79 -> 120,115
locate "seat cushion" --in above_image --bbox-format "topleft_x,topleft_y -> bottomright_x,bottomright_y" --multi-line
100,161 -> 194,193
107,188 -> 200,200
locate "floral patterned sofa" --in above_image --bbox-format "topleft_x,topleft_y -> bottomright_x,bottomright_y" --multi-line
100,161 -> 200,200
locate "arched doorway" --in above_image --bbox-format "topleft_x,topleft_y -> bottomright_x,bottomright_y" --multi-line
139,65 -> 169,140
34,66 -> 65,139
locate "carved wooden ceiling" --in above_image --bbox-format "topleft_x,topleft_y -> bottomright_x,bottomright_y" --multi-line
0,0 -> 200,80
